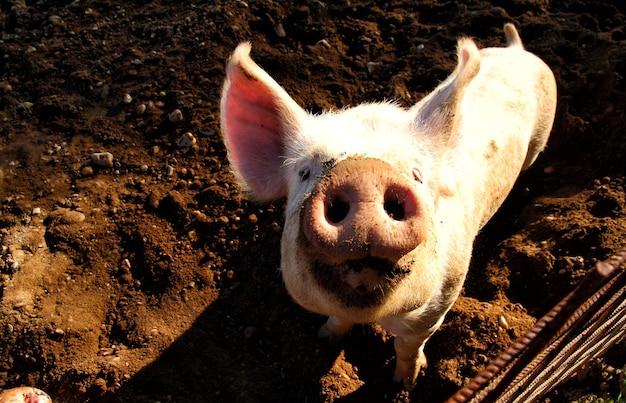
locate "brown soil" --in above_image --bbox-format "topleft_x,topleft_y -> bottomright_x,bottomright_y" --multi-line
1,1 -> 625,402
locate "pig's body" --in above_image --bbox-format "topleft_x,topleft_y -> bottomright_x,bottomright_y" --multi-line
220,24 -> 557,389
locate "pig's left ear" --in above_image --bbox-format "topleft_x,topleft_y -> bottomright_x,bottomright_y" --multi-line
220,43 -> 308,201
410,38 -> 481,146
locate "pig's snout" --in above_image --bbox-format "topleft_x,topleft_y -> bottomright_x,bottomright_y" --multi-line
303,158 -> 425,263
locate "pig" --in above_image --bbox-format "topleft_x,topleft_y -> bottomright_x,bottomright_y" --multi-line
219,23 -> 557,390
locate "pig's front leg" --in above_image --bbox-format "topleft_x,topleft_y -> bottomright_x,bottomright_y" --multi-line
392,334 -> 430,390
384,314 -> 445,390
318,315 -> 355,344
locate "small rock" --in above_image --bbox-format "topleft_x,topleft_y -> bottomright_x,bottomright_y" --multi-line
248,214 -> 258,224
31,207 -> 41,216
489,7 -> 507,16
81,165 -> 94,176
48,15 -> 63,24
9,260 -> 19,272
123,93 -> 132,104
121,258 -> 131,270
168,108 -> 183,123
47,208 -> 86,225
166,165 -> 175,177
498,315 -> 509,329
17,101 -> 33,111
176,132 -> 197,148
136,103 -> 147,114
140,164 -> 149,173
91,152 -> 114,168
315,39 -> 331,48
274,22 -> 286,38
93,377 -> 107,394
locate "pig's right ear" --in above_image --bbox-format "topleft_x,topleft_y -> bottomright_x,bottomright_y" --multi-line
220,43 -> 308,201
410,38 -> 481,147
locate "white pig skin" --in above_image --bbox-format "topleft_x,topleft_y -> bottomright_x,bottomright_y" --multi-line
220,23 -> 557,390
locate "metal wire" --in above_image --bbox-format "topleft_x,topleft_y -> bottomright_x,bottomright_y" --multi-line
447,248 -> 626,403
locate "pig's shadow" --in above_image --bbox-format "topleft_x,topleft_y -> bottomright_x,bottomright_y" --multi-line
108,201 -> 375,403
113,295 -> 458,402
112,273 -> 340,402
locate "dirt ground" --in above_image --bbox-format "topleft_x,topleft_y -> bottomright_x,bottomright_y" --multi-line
0,0 -> 625,402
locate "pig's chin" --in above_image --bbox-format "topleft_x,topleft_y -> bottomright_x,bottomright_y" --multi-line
311,256 -> 410,308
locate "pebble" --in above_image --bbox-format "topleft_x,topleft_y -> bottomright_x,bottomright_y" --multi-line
166,165 -> 175,177
47,208 -> 86,224
489,7 -> 507,16
498,315 -> 509,329
136,103 -> 147,114
81,165 -> 94,176
31,207 -> 41,216
123,93 -> 132,104
176,132 -> 197,147
48,15 -> 63,24
168,108 -> 183,123
140,164 -> 149,173
274,22 -> 286,38
91,152 -> 114,167
17,101 -> 33,111
316,39 -> 331,48
9,260 -> 19,272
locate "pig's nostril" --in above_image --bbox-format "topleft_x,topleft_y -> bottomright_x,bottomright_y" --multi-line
383,196 -> 405,220
326,197 -> 350,224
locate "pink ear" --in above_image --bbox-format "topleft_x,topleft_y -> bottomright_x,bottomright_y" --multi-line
410,37 -> 481,145
220,43 -> 306,201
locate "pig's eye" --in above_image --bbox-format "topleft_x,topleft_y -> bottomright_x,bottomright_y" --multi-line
299,168 -> 311,181
412,167 -> 423,183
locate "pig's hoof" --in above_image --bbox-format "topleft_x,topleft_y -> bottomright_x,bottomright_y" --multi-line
393,354 -> 427,390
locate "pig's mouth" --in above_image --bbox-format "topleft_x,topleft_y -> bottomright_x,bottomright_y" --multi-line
311,256 -> 411,308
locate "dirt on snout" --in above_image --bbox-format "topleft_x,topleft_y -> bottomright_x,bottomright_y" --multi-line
1,1 -> 625,402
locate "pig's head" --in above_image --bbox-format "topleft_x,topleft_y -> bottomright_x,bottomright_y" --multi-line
220,41 -> 481,322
